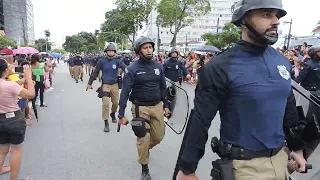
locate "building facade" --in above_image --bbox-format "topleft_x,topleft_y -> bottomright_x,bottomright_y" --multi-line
144,0 -> 238,53
3,0 -> 35,45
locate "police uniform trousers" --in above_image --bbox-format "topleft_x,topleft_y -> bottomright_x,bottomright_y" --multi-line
233,149 -> 289,180
102,83 -> 119,121
73,65 -> 84,80
131,102 -> 165,165
69,66 -> 73,76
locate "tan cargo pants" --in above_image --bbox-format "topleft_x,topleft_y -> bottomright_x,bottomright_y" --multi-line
131,102 -> 165,165
102,84 -> 119,121
73,65 -> 83,81
233,149 -> 289,180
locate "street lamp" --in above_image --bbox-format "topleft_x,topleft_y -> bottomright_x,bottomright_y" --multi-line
216,15 -> 222,33
44,30 -> 51,52
156,17 -> 162,54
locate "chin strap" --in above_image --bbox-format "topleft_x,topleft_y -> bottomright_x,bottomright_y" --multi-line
244,22 -> 278,45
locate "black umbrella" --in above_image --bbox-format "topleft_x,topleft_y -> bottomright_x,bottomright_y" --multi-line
196,45 -> 220,53
31,99 -> 38,122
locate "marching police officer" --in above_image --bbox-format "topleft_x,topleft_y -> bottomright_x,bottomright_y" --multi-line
73,54 -> 84,83
163,48 -> 190,85
295,46 -> 320,90
176,0 -> 307,180
67,55 -> 75,78
118,37 -> 170,180
87,44 -> 126,132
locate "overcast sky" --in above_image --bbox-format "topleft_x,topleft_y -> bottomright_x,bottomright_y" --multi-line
32,0 -> 319,47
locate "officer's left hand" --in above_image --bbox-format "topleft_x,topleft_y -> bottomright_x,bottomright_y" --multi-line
290,150 -> 307,172
164,108 -> 170,117
186,74 -> 191,81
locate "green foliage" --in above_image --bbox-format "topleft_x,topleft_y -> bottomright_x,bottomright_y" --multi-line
99,0 -> 155,44
157,0 -> 211,46
35,38 -> 52,52
312,20 -> 320,33
201,22 -> 241,49
0,36 -> 17,48
63,31 -> 98,53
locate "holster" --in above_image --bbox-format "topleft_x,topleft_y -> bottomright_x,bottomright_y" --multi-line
96,85 -> 111,99
96,87 -> 103,98
117,76 -> 122,89
131,103 -> 149,138
211,159 -> 235,180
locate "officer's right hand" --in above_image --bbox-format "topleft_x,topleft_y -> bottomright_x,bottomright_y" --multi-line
176,171 -> 199,180
86,84 -> 93,91
119,116 -> 129,125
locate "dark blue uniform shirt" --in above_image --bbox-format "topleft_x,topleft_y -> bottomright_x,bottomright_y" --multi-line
163,58 -> 188,82
295,58 -> 320,90
118,59 -> 169,116
88,56 -> 125,85
68,57 -> 75,67
179,40 -> 301,174
73,56 -> 84,66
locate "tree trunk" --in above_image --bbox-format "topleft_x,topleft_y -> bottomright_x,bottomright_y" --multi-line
170,32 -> 177,47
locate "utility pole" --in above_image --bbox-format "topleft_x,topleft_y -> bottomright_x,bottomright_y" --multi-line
156,17 -> 161,54
174,0 -> 179,47
185,33 -> 188,53
216,15 -> 222,33
286,18 -> 292,49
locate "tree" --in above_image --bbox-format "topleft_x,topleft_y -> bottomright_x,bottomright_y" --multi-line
99,0 -> 155,44
157,0 -> 211,46
312,20 -> 320,33
62,31 -> 99,53
0,36 -> 17,48
63,35 -> 84,53
35,38 -> 52,52
201,22 -> 241,49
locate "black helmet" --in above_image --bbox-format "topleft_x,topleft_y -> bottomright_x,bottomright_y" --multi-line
308,46 -> 320,58
168,47 -> 179,57
134,36 -> 155,54
231,0 -> 287,45
231,0 -> 287,26
104,43 -> 117,53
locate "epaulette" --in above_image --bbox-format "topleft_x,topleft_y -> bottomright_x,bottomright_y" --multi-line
215,46 -> 232,56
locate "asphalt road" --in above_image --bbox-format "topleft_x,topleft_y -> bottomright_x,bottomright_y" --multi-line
1,63 -> 221,180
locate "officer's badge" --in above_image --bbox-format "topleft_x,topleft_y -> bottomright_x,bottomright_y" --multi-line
176,65 -> 179,69
154,68 -> 160,75
112,64 -> 116,69
277,65 -> 290,80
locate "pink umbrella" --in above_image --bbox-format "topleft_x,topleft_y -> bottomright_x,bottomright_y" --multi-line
13,47 -> 39,55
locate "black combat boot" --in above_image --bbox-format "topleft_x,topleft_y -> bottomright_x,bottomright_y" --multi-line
104,120 -> 110,132
141,164 -> 151,180
110,112 -> 117,123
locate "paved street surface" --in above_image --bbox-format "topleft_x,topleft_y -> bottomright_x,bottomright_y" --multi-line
1,63 -> 221,180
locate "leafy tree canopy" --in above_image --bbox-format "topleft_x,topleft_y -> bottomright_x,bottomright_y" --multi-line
99,0 -> 155,44
63,32 -> 98,53
201,22 -> 241,49
157,0 -> 211,46
0,36 -> 17,48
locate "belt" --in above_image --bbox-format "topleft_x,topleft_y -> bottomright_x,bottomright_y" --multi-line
229,146 -> 282,160
0,110 -> 22,119
134,100 -> 160,106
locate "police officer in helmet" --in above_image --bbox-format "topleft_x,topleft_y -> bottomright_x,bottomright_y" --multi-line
87,43 -> 126,132
163,47 -> 190,85
295,46 -> 320,91
118,37 -> 170,180
176,0 -> 307,179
